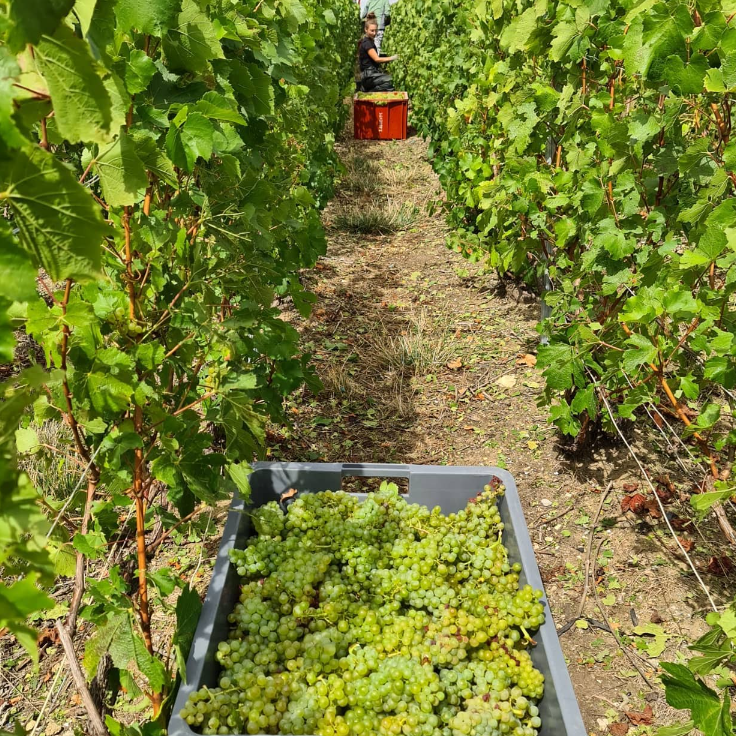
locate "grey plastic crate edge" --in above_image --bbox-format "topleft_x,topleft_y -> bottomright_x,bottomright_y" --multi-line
168,462 -> 586,736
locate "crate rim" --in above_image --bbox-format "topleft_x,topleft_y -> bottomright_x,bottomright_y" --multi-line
168,462 -> 586,736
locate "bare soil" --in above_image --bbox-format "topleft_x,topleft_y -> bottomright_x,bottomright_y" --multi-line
271,128 -> 736,735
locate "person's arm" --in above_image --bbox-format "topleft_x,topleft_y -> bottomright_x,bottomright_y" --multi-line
368,48 -> 397,63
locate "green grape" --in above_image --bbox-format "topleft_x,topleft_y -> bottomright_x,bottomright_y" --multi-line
182,480 -> 546,736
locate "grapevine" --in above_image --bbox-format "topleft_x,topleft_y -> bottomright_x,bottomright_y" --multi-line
181,481 -> 546,736
0,0 -> 356,730
387,0 -> 736,530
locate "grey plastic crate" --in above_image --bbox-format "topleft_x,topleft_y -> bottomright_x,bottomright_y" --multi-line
169,463 -> 586,736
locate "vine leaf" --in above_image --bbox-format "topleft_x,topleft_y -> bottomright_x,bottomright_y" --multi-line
173,586 -> 202,681
0,48 -> 25,150
4,0 -> 74,52
94,130 -> 149,207
34,25 -> 113,144
124,49 -> 157,95
162,0 -> 223,73
0,574 -> 54,663
0,146 -> 105,281
114,0 -> 182,35
84,611 -> 168,691
661,663 -> 732,736
0,236 -> 38,303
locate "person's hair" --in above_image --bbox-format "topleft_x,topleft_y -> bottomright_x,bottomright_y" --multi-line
364,12 -> 378,31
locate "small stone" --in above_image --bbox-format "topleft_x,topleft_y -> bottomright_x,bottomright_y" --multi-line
540,499 -> 552,507
45,722 -> 62,736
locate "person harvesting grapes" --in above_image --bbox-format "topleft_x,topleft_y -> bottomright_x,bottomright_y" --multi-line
361,0 -> 392,52
359,14 -> 397,92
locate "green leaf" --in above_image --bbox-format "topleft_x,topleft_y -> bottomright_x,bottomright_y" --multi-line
663,289 -> 697,317
654,722 -> 695,736
0,47 -> 26,152
550,22 -> 577,61
0,574 -> 53,620
622,332 -> 656,372
194,91 -> 246,125
678,138 -> 711,174
34,25 -> 113,144
228,62 -> 275,117
124,49 -> 157,95
499,5 -> 541,53
679,374 -> 700,400
633,622 -> 671,657
114,0 -> 182,35
85,612 -> 168,690
723,140 -> 736,171
0,146 -> 105,281
87,372 -> 135,413
663,54 -> 707,94
0,238 -> 38,302
691,484 -> 735,516
537,343 -> 578,391
162,0 -> 223,73
48,540 -> 77,577
0,574 -> 54,664
228,463 -> 251,500
689,402 -> 721,433
688,642 -> 732,675
181,112 -> 214,164
661,662 -> 732,736
148,568 -> 177,596
72,530 -> 107,560
166,113 -> 214,172
174,585 -> 202,681
94,130 -> 149,207
73,0 -> 98,37
130,133 -> 178,187
4,0 -> 75,52
14,427 -> 39,454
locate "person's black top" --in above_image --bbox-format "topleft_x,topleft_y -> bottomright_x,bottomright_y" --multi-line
359,37 -> 381,73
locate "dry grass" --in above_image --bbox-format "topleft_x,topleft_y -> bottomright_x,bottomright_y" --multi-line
333,198 -> 419,234
339,154 -> 381,195
319,361 -> 363,400
368,310 -> 455,377
19,419 -> 79,500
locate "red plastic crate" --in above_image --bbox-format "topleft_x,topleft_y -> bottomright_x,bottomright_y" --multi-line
354,92 -> 408,140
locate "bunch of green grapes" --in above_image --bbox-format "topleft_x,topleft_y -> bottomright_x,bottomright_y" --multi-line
181,482 -> 547,735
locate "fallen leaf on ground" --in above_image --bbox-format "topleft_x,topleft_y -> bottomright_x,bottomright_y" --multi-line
495,374 -> 517,389
609,723 -> 630,736
517,353 -> 537,367
650,611 -> 664,624
625,704 -> 653,725
670,516 -> 693,531
621,482 -> 639,492
707,556 -> 735,575
446,358 -> 463,370
677,536 -> 695,552
621,493 -> 647,514
37,626 -> 59,649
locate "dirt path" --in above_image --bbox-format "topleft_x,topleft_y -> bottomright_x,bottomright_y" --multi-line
274,129 -> 735,734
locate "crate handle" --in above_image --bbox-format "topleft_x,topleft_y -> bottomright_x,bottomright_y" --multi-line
340,463 -> 411,478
